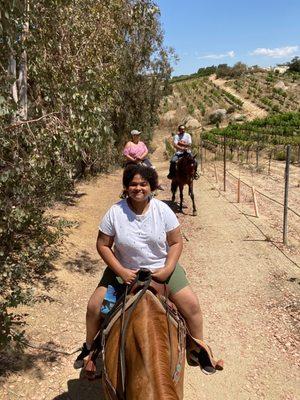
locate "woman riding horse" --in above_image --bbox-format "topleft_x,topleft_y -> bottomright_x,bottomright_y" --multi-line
123,129 -> 163,189
75,164 -> 203,364
123,129 -> 153,168
74,165 -> 222,397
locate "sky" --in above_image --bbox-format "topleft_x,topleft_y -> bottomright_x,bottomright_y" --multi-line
155,0 -> 300,76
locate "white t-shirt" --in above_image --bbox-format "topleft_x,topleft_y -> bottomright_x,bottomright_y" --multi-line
99,198 -> 179,270
174,132 -> 192,154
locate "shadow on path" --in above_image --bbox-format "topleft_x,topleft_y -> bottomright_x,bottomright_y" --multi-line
64,250 -> 100,274
0,346 -> 61,380
53,377 -> 105,400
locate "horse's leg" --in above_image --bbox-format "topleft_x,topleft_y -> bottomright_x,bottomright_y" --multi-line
171,180 -> 177,203
189,182 -> 197,216
179,184 -> 184,213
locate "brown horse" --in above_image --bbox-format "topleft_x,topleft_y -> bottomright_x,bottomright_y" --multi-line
101,290 -> 186,400
171,152 -> 197,216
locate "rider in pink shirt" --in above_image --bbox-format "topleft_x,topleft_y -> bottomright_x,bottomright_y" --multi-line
123,130 -> 153,168
123,130 -> 163,190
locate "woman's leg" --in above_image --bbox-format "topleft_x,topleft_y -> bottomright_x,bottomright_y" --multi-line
169,286 -> 203,340
141,158 -> 153,168
86,286 -> 107,346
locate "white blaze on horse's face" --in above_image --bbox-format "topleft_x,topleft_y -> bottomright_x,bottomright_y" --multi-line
127,174 -> 151,202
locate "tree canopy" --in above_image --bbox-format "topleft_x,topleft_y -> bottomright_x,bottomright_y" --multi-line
0,0 -> 172,347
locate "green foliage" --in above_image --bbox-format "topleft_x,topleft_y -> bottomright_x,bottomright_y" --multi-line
170,65 -> 217,83
187,103 -> 195,115
0,0 -> 172,348
216,62 -> 248,79
198,102 -> 206,116
164,137 -> 174,158
287,56 -> 300,73
273,150 -> 296,163
196,66 -> 217,77
202,112 -> 300,153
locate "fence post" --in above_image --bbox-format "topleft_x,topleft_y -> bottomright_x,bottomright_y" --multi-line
200,136 -> 204,173
223,132 -> 227,191
252,186 -> 259,217
283,145 -> 291,245
214,163 -> 218,183
237,178 -> 241,203
268,151 -> 272,175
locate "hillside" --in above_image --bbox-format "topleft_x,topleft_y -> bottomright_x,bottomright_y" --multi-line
161,71 -> 300,132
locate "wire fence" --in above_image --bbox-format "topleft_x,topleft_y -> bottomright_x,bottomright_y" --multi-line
200,148 -> 300,248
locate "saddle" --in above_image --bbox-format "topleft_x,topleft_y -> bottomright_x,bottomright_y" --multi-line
84,270 -> 223,397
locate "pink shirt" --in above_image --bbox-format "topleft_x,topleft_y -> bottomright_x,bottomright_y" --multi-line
123,141 -> 148,159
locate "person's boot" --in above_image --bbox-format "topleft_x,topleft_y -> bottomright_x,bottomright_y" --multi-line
73,342 -> 90,369
167,163 -> 176,179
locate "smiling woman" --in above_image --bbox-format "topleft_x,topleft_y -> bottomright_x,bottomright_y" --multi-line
74,164 -> 209,375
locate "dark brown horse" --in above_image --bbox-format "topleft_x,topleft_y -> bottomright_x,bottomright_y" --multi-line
171,152 -> 197,216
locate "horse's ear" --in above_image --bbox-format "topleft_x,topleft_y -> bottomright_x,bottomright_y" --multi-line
193,154 -> 197,159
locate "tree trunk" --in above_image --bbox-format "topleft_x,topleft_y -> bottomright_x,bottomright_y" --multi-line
18,0 -> 30,120
8,54 -> 18,104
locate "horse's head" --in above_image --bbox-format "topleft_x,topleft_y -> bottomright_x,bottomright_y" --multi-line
177,152 -> 196,176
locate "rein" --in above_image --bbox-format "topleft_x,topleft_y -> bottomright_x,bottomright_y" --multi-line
93,269 -> 184,400
118,269 -> 152,399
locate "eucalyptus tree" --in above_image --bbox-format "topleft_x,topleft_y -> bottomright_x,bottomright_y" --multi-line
0,0 -> 172,348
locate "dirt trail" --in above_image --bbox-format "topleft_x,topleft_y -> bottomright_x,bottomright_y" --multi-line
1,130 -> 299,400
209,75 -> 268,120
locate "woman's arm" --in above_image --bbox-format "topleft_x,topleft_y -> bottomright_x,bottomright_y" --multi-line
96,231 -> 137,284
123,142 -> 136,162
139,149 -> 148,160
137,142 -> 149,160
174,141 -> 186,151
152,226 -> 183,282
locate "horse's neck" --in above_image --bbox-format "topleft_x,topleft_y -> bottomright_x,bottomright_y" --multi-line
104,292 -> 182,400
126,293 -> 180,400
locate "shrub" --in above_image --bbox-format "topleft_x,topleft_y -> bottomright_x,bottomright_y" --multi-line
274,150 -> 296,162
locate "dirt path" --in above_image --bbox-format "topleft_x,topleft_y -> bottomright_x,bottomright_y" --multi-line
209,75 -> 268,120
1,131 -> 299,400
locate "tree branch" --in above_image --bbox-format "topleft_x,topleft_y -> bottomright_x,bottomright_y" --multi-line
4,112 -> 61,131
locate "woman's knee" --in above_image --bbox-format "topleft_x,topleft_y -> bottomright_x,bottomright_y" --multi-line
171,287 -> 202,316
187,294 -> 202,316
86,287 -> 106,317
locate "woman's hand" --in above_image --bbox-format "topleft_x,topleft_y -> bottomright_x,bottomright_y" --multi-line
119,268 -> 138,285
152,267 -> 172,283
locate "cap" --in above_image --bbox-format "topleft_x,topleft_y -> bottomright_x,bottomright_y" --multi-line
131,130 -> 141,135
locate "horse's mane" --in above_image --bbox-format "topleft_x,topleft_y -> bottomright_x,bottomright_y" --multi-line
176,152 -> 196,178
136,293 -> 180,399
105,291 -> 181,399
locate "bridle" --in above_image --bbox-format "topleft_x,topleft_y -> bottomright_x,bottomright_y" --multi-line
118,269 -> 152,399
89,269 -> 183,400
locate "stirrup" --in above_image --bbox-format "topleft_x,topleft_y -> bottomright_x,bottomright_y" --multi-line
73,342 -> 90,369
186,336 -> 224,375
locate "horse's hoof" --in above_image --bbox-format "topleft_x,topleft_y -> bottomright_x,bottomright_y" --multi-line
193,211 -> 197,216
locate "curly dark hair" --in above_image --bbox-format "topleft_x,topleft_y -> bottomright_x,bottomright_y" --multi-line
123,164 -> 158,191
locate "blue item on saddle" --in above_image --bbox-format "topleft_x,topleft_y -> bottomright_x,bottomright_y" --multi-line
101,285 -> 117,315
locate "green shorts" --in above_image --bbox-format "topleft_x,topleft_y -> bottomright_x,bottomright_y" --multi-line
98,263 -> 189,295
